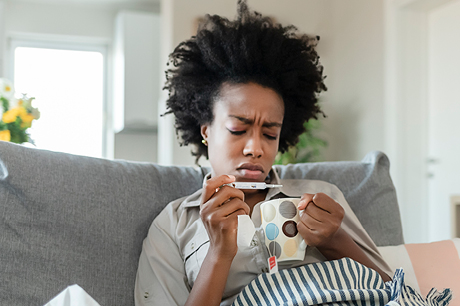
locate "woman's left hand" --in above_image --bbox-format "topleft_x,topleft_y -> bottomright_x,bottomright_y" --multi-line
296,193 -> 345,248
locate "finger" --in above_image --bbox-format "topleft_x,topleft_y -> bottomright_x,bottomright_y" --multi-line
303,202 -> 329,223
299,212 -> 323,231
200,188 -> 247,219
303,197 -> 344,228
203,185 -> 245,209
216,198 -> 250,217
201,210 -> 239,234
311,193 -> 345,222
201,202 -> 248,232
297,218 -> 314,244
297,221 -> 320,247
226,205 -> 249,219
201,174 -> 236,203
310,193 -> 339,214
297,193 -> 314,210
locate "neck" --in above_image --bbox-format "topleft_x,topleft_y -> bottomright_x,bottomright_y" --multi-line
244,189 -> 268,215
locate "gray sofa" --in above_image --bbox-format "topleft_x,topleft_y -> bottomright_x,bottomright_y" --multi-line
0,141 -> 403,306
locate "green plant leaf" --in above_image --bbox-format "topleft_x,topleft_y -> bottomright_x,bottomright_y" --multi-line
275,118 -> 327,165
1,97 -> 9,113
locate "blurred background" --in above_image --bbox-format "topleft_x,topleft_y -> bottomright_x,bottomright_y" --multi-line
0,0 -> 459,244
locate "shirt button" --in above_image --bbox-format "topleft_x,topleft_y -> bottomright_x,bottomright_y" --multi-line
144,292 -> 149,299
191,242 -> 195,250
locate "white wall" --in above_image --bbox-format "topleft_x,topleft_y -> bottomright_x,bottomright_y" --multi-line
3,0 -> 389,166
0,1 -> 5,76
323,1 -> 386,161
0,0 -> 160,162
113,11 -> 160,132
160,0 -> 387,166
3,2 -> 114,38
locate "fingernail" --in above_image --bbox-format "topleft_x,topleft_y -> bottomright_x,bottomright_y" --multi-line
227,175 -> 236,180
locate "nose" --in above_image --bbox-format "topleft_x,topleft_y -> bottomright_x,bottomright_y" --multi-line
243,134 -> 263,158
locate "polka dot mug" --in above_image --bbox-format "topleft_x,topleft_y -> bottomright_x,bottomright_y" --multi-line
260,198 -> 307,262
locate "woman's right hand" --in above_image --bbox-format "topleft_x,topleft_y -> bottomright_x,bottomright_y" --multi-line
200,175 -> 250,261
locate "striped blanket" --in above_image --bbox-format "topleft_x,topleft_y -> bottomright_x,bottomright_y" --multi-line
232,258 -> 452,306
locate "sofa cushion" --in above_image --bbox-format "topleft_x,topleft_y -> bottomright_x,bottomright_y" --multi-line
0,141 -> 403,306
0,143 -> 205,306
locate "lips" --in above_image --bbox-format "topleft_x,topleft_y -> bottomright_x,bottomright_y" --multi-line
237,163 -> 264,172
236,163 -> 265,180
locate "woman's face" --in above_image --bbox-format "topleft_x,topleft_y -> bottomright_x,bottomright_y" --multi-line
201,82 -> 284,183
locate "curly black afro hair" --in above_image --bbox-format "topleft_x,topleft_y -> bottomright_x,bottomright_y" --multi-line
164,0 -> 327,163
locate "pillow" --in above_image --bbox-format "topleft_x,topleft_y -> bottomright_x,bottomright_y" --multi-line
378,238 -> 460,303
274,150 -> 404,246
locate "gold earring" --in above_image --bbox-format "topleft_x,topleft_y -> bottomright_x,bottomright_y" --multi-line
202,139 -> 208,146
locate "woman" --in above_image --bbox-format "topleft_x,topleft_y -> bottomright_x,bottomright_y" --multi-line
135,2 -> 391,305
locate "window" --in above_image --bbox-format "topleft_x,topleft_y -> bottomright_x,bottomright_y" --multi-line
10,39 -> 110,158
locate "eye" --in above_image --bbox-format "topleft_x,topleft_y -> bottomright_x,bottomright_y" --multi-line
264,134 -> 277,140
227,129 -> 245,136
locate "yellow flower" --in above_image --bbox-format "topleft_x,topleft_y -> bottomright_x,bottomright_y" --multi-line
2,108 -> 20,123
17,107 -> 27,117
0,130 -> 11,142
2,107 -> 35,127
20,112 -> 35,128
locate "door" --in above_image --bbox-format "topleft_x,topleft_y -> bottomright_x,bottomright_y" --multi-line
427,0 -> 460,241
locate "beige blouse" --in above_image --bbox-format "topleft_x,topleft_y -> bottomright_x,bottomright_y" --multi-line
135,169 -> 392,306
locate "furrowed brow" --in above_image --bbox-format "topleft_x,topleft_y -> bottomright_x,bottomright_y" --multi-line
229,115 -> 253,124
229,115 -> 282,128
263,122 -> 283,128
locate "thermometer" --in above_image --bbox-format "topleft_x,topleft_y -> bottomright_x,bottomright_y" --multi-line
223,182 -> 283,189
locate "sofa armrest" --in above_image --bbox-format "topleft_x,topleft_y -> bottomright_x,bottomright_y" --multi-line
378,238 -> 460,302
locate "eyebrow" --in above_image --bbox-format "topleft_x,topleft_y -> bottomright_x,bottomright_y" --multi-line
229,115 -> 283,128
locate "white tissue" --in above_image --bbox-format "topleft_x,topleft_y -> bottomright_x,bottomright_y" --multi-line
237,215 -> 256,248
44,284 -> 101,306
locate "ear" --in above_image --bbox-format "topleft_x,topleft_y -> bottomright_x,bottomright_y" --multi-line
200,124 -> 209,141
